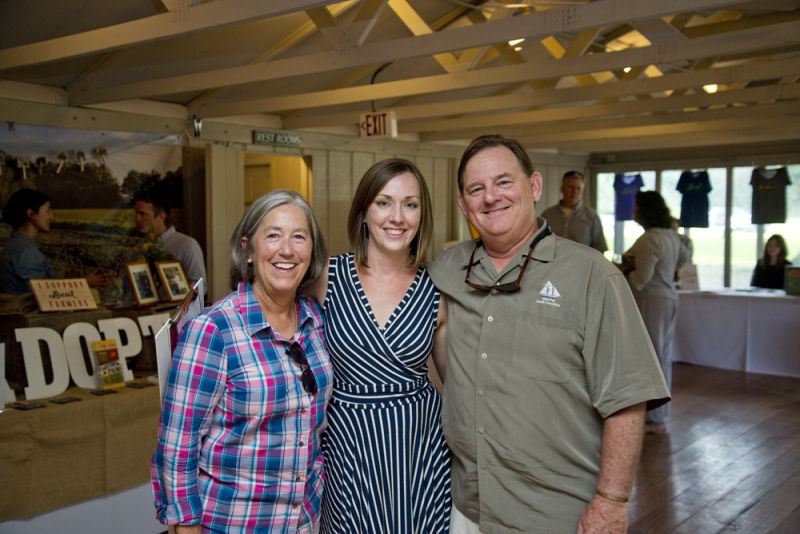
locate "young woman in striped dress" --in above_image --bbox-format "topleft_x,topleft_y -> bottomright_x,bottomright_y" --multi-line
309,158 -> 451,533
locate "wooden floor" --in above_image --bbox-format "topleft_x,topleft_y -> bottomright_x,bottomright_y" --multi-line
630,363 -> 800,534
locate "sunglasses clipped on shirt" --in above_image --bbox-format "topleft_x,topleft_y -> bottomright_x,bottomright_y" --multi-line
286,341 -> 318,395
464,224 -> 552,293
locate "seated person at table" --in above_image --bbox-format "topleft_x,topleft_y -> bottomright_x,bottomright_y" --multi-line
0,188 -> 112,295
0,189 -> 53,294
751,234 -> 791,289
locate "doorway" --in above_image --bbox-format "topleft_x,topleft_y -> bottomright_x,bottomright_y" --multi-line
244,153 -> 312,207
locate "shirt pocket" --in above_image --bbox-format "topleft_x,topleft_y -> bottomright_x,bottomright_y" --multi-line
512,311 -> 574,383
227,361 -> 270,418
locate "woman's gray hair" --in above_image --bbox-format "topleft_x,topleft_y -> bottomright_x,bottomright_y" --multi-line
229,189 -> 327,290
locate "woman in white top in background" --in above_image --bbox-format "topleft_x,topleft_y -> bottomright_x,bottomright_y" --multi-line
622,191 -> 690,434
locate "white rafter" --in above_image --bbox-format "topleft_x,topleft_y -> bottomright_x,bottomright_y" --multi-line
193,19 -> 800,117
67,0 -> 754,106
281,56 -> 800,129
0,0 -> 342,70
420,99 -> 800,142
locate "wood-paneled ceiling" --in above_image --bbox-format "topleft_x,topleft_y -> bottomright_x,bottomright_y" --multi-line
1,0 -> 799,154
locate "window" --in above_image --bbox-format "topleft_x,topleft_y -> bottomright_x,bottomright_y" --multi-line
594,164 -> 799,289
732,165 -> 800,288
663,168 -> 727,290
596,171 -> 655,260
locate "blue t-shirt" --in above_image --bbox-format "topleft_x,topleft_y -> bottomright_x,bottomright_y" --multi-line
0,231 -> 53,294
677,170 -> 712,228
614,174 -> 644,221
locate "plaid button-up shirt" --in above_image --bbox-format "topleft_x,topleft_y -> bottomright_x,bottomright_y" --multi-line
152,282 -> 333,532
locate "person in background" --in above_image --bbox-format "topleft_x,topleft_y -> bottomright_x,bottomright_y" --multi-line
0,188 -> 112,294
624,191 -> 690,435
151,190 -> 333,533
671,217 -> 694,263
309,158 -> 451,533
430,135 -> 669,533
751,234 -> 791,289
133,188 -> 206,297
541,170 -> 608,253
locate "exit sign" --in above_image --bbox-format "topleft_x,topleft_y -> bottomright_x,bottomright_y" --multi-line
359,111 -> 397,139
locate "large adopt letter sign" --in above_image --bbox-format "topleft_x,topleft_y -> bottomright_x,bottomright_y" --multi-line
13,314 -> 169,400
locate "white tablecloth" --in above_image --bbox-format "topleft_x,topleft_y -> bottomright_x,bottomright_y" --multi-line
673,290 -> 800,378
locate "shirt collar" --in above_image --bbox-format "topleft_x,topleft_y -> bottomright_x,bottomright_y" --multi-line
236,281 -> 321,337
11,230 -> 38,245
467,217 -> 555,272
158,226 -> 176,242
561,200 -> 584,212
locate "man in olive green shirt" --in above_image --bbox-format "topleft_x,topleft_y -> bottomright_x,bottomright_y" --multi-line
540,170 -> 608,253
428,135 -> 669,533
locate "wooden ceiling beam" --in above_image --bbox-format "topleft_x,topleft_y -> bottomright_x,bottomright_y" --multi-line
195,19 -> 800,117
282,56 -> 800,128
420,100 -> 800,142
387,0 -> 460,72
68,0 -> 754,105
404,83 -> 800,134
0,0 -> 342,70
521,124 -> 800,152
187,2 -> 357,113
349,0 -> 389,47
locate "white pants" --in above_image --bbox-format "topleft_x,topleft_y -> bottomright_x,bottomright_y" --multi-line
450,504 -> 482,534
637,294 -> 677,424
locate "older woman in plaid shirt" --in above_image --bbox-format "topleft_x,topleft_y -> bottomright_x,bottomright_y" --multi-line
152,190 -> 333,533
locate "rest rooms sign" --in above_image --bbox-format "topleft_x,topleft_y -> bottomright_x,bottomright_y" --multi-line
252,130 -> 303,147
360,111 -> 397,139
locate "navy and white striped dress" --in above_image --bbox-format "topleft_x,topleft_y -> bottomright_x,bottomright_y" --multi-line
320,253 -> 451,534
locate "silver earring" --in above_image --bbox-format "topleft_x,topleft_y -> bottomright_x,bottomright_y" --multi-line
247,258 -> 253,264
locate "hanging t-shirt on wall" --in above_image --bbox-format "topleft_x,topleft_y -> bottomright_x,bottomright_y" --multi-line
751,167 -> 791,224
614,173 -> 644,221
676,170 -> 712,228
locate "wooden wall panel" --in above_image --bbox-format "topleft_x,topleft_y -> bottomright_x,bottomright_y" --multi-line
307,148 -> 328,238
327,150 -> 354,256
431,157 -> 454,256
206,144 -> 244,300
351,152 -> 375,194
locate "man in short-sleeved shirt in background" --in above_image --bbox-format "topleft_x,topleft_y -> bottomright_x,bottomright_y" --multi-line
428,135 -> 669,533
541,170 -> 608,253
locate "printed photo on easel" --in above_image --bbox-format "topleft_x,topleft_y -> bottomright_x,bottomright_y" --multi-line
125,262 -> 159,305
156,260 -> 190,302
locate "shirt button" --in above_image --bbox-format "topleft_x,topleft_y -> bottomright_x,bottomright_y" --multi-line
478,389 -> 485,397
480,464 -> 488,470
301,407 -> 307,413
487,315 -> 494,322
479,426 -> 485,434
299,441 -> 305,447
491,289 -> 498,295
481,353 -> 487,359
296,476 -> 303,482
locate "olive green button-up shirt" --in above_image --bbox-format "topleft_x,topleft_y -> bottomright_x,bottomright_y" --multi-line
428,222 -> 669,533
540,201 -> 608,253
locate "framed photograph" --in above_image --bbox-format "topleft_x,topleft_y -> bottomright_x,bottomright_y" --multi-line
156,260 -> 191,302
125,262 -> 159,306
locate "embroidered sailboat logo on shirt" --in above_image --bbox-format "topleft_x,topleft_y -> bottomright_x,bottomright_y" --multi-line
536,281 -> 561,307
